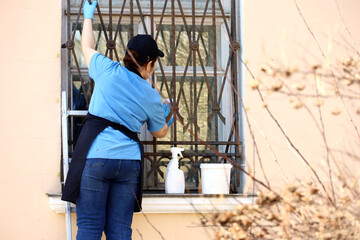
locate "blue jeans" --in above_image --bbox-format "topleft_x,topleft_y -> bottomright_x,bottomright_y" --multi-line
76,158 -> 141,240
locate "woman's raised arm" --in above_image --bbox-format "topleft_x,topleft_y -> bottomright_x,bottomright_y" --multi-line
81,1 -> 98,68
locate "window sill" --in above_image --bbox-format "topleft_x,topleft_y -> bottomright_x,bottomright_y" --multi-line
47,193 -> 255,214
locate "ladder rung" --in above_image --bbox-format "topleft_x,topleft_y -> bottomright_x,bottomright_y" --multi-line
68,110 -> 88,117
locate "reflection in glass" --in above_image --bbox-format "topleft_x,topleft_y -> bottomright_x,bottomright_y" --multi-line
156,25 -> 221,67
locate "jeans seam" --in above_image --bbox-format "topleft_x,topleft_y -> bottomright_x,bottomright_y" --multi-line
114,160 -> 122,177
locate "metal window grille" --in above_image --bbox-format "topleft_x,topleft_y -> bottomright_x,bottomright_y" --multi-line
61,0 -> 245,193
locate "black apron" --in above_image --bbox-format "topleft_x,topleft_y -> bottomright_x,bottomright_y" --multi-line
61,113 -> 145,212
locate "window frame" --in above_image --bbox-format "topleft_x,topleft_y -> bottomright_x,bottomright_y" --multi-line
61,0 -> 245,194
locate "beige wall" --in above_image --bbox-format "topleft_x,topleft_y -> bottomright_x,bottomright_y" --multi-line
69,213 -> 216,240
0,0 -> 63,239
132,214 -> 215,240
0,0 -> 359,239
243,0 -> 360,191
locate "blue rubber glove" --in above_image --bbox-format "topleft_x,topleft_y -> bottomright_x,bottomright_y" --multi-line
83,0 -> 97,21
162,102 -> 174,126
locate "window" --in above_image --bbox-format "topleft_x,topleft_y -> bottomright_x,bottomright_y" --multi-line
61,0 -> 244,193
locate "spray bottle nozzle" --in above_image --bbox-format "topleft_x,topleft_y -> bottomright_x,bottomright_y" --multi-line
170,147 -> 184,160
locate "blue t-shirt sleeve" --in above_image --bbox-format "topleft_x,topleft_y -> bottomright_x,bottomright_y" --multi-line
146,92 -> 167,133
89,52 -> 118,81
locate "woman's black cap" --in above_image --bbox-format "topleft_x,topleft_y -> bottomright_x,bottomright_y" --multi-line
126,34 -> 164,62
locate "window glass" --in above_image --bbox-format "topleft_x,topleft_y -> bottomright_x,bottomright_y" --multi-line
157,76 -> 222,150
156,25 -> 221,67
72,23 -> 133,67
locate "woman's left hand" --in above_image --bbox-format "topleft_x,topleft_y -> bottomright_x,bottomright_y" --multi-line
83,0 -> 97,21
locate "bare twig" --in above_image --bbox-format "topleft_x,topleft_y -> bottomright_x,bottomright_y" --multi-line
249,120 -> 271,189
334,0 -> 360,59
293,0 -> 360,140
136,229 -> 143,240
267,90 -> 359,100
238,54 -> 335,206
249,116 -> 289,184
139,212 -> 166,240
330,149 -> 360,161
132,191 -> 166,240
313,70 -> 336,204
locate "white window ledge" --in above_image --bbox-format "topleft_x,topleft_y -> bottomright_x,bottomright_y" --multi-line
47,193 -> 255,214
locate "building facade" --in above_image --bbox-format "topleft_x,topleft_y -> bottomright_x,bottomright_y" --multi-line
0,0 -> 359,239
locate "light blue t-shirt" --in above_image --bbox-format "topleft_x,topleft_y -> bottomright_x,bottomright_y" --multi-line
86,52 -> 166,160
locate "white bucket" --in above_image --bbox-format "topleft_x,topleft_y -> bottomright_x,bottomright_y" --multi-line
200,163 -> 233,194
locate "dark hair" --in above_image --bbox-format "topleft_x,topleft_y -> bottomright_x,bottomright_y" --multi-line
123,49 -> 157,70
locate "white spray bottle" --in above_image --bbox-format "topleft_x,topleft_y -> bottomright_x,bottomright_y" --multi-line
165,147 -> 185,194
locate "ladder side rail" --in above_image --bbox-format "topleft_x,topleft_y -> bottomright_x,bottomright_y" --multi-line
62,91 -> 73,240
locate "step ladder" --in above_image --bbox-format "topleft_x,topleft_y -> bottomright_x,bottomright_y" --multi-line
61,91 -> 88,240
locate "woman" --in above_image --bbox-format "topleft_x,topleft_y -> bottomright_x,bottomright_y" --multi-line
62,1 -> 173,239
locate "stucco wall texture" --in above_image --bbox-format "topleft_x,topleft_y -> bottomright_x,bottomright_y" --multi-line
0,0 -> 63,239
242,0 -> 360,191
0,0 -> 359,239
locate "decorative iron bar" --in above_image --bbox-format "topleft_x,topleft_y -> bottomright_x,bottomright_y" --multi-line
62,0 -> 244,193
